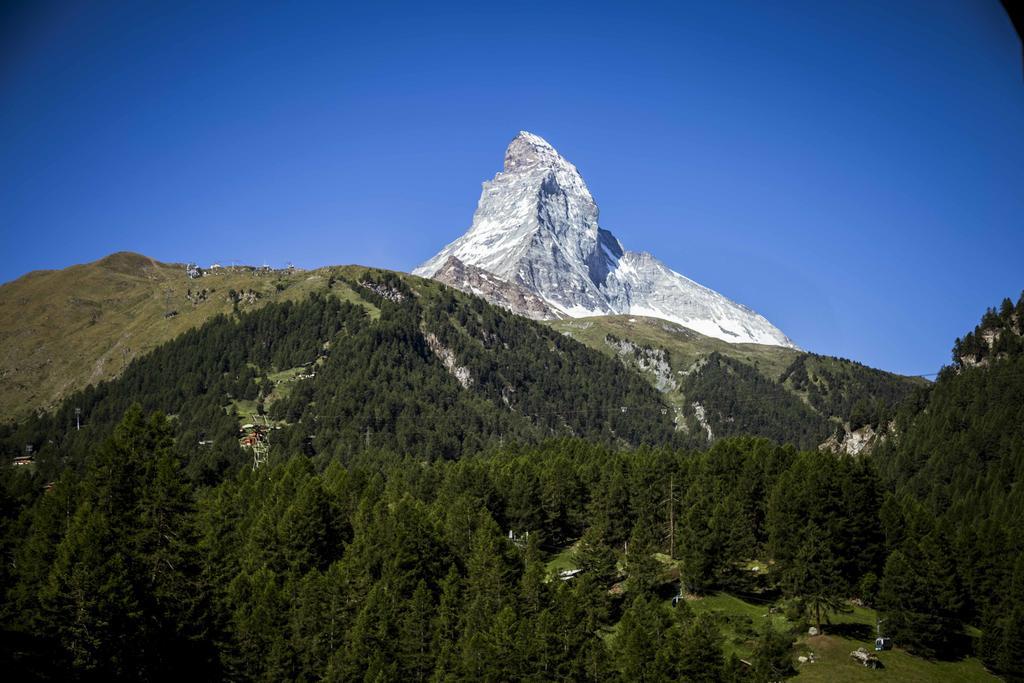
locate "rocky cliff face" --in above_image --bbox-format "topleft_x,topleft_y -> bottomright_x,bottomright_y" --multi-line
415,131 -> 797,349
433,256 -> 561,321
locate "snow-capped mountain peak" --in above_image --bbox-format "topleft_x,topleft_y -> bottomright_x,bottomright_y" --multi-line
414,131 -> 797,349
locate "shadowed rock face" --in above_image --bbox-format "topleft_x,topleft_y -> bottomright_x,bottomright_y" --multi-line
415,131 -> 798,349
432,256 -> 562,321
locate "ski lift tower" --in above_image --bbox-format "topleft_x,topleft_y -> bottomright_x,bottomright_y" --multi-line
248,414 -> 270,471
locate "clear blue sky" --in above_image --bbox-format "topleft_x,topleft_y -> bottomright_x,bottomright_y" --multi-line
2,1 -> 1021,376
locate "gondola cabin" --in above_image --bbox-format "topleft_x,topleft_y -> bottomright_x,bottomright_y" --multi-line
874,637 -> 892,651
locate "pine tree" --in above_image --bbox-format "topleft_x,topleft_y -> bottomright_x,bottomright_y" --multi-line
40,502 -> 141,676
573,527 -> 618,587
519,532 -> 548,616
397,579 -> 436,683
783,526 -> 846,633
587,459 -> 632,548
677,612 -> 725,682
625,520 -> 661,598
430,566 -> 463,683
750,619 -> 794,682
613,594 -> 680,682
878,547 -> 960,658
679,490 -> 717,594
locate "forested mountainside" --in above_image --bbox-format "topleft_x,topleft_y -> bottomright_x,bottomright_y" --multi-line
0,289 -> 1020,681
872,292 -> 1024,678
0,268 -> 677,484
552,316 -> 923,451
2,252 -> 921,455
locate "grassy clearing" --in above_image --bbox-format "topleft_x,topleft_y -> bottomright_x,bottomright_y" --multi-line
681,591 -> 995,681
687,592 -> 791,659
793,634 -> 995,682
266,367 -> 306,383
330,281 -> 380,319
261,364 -> 318,410
227,399 -> 259,425
544,544 -> 578,577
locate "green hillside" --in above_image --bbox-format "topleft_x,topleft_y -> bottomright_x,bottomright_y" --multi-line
3,253 -> 921,455
0,252 -> 375,420
550,315 -> 925,450
1,265 -> 678,483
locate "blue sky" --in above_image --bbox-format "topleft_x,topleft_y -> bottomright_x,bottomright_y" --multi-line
1,0 -> 1021,376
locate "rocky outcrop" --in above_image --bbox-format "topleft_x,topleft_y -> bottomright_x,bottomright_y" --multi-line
432,256 -> 562,320
424,332 -> 473,388
605,336 -> 678,392
819,424 -> 879,456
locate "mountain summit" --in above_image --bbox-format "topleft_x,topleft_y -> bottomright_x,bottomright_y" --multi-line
414,131 -> 797,348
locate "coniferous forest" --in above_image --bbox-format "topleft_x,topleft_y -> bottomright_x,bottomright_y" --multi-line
1,280 -> 1022,681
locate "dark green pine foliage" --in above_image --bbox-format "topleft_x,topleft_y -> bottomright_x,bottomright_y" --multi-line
952,292 -> 1024,364
292,273 -> 678,461
459,511 -> 520,679
991,604 -> 1024,682
678,438 -> 790,593
780,353 -> 919,432
39,501 -> 141,674
1,292 -> 1021,679
980,555 -> 1024,681
767,450 -> 884,597
874,291 -> 1024,669
878,547 -> 958,659
431,566 -> 463,682
681,352 -> 832,449
29,406 -> 211,679
1,292 -> 368,485
624,520 -> 662,599
2,271 -> 677,483
782,525 -> 847,634
677,612 -> 726,682
612,595 -> 726,682
612,594 -> 683,682
750,619 -> 796,682
419,280 -> 678,447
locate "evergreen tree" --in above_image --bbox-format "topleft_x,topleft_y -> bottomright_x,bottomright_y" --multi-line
625,520 -> 662,598
398,579 -> 436,683
750,619 -> 795,682
878,548 -> 960,658
573,527 -> 618,587
431,566 -> 463,683
39,502 -> 141,676
782,525 -> 846,633
613,594 -> 683,682
677,612 -> 725,682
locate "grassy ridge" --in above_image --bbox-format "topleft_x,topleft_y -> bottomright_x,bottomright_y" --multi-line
550,315 -> 801,380
0,252 -> 376,418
